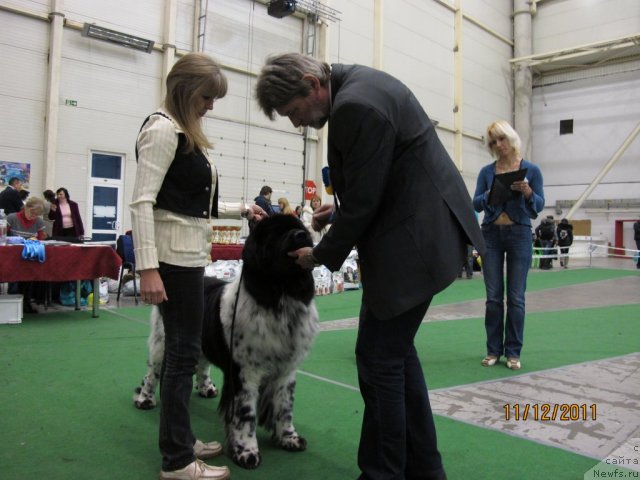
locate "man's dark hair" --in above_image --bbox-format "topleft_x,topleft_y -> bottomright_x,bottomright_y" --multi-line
8,177 -> 20,186
43,189 -> 56,202
255,53 -> 330,120
259,186 -> 272,196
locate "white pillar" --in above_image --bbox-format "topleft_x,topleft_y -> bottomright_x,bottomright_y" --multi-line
44,0 -> 64,189
513,0 -> 533,159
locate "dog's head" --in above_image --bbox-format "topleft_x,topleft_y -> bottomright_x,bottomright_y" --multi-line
241,214 -> 315,307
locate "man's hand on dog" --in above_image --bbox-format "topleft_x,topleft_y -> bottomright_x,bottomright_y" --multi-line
289,246 -> 317,270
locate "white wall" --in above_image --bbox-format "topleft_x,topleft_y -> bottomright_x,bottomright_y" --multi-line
533,0 -> 640,53
531,0 -> 640,248
9,0 -> 637,248
326,0 -> 514,194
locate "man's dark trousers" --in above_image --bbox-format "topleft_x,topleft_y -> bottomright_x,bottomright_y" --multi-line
355,298 -> 445,480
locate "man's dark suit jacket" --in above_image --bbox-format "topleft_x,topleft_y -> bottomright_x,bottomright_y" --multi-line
0,186 -> 23,214
313,64 -> 485,320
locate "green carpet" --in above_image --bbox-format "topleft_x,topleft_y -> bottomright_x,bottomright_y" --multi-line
0,267 -> 638,479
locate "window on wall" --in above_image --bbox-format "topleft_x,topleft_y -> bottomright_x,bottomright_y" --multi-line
560,119 -> 574,135
91,153 -> 122,179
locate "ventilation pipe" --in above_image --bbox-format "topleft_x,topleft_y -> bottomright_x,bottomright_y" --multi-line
513,0 -> 533,159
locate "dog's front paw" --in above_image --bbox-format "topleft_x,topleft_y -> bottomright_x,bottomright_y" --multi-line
277,432 -> 307,452
133,386 -> 157,410
231,445 -> 261,469
196,382 -> 218,398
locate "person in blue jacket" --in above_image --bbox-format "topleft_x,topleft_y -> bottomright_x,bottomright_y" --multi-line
473,120 -> 545,371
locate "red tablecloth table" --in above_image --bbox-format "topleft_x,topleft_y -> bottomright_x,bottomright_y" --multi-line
211,244 -> 244,261
0,244 -> 122,317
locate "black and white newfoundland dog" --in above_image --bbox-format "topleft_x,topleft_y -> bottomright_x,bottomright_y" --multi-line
133,214 -> 319,469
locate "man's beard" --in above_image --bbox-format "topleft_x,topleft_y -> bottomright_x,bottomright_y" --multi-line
309,114 -> 329,129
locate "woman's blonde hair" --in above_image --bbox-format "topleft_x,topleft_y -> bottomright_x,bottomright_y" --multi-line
486,120 -> 521,158
164,53 -> 228,153
278,197 -> 294,215
25,196 -> 45,215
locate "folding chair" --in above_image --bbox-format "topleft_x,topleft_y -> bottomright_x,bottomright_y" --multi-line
116,233 -> 138,305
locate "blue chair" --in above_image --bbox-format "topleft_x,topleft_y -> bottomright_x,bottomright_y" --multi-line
116,233 -> 138,305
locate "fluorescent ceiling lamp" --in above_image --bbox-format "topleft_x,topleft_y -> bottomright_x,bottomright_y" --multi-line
82,23 -> 154,53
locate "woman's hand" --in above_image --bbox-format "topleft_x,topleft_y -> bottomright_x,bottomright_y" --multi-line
511,180 -> 532,199
140,269 -> 168,305
244,204 -> 268,222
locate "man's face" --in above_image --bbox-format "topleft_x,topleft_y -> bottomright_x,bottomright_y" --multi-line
276,77 -> 330,129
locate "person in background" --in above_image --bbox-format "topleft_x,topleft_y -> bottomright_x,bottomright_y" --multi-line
301,194 -> 327,244
256,52 -> 484,480
42,189 -> 56,238
131,52 -> 265,480
634,220 -> 640,269
277,197 -> 296,216
473,120 -> 545,371
556,218 -> 574,268
0,177 -> 24,214
535,216 -> 556,270
458,245 -> 474,279
6,196 -> 46,240
48,187 -> 84,239
18,189 -> 30,205
254,185 -> 276,216
294,205 -> 302,218
6,196 -> 46,313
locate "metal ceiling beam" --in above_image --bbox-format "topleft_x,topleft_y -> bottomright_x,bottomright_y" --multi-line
510,33 -> 640,67
565,121 -> 640,220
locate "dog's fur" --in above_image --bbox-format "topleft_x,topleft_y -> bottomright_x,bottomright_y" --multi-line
133,215 -> 318,469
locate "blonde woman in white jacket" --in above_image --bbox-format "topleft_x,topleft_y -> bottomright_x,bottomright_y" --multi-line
131,53 -> 265,480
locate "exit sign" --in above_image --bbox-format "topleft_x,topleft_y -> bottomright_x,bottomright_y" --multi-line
65,99 -> 77,106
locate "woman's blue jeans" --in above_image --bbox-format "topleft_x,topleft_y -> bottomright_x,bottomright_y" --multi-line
481,224 -> 532,359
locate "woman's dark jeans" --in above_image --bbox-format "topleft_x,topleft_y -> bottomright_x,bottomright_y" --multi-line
157,263 -> 204,472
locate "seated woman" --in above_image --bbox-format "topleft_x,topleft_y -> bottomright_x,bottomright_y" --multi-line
6,196 -> 47,313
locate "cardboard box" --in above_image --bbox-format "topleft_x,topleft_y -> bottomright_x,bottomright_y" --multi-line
0,295 -> 23,324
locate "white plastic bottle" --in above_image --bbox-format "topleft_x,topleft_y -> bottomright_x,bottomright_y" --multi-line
0,208 -> 6,245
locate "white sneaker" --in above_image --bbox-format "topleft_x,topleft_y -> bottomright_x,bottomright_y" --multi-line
159,459 -> 230,480
194,439 -> 223,459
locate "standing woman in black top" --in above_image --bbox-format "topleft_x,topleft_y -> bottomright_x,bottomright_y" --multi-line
131,53 -> 264,480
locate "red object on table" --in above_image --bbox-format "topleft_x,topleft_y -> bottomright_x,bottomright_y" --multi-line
210,244 -> 244,261
0,245 -> 121,282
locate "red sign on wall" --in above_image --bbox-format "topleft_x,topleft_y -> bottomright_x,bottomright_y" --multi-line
304,180 -> 317,200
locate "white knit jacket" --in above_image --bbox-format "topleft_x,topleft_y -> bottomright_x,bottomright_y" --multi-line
130,108 -> 243,271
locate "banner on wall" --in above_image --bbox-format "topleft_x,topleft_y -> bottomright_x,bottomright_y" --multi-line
0,162 -> 31,188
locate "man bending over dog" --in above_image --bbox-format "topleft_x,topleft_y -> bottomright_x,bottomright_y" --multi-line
256,53 -> 485,480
